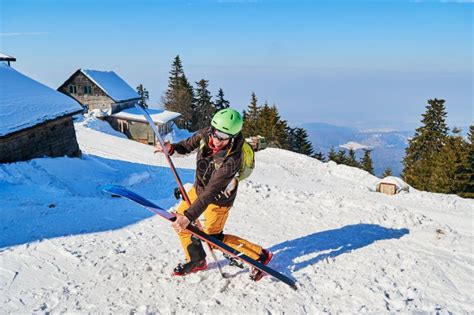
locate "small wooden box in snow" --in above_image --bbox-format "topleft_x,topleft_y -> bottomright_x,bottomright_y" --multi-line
378,182 -> 397,195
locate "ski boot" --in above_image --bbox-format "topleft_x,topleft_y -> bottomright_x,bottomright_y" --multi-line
250,249 -> 273,282
173,259 -> 207,276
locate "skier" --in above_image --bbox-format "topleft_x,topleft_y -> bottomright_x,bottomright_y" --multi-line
154,108 -> 272,281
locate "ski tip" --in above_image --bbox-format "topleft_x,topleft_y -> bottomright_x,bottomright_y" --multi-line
291,284 -> 298,291
102,184 -> 121,193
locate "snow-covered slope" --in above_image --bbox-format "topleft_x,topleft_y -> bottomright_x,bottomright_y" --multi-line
0,121 -> 472,314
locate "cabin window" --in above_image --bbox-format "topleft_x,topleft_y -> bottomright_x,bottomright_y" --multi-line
83,86 -> 92,94
68,85 -> 77,93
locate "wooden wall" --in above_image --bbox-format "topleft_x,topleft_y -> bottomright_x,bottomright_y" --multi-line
106,116 -> 172,145
0,116 -> 81,163
58,72 -> 114,112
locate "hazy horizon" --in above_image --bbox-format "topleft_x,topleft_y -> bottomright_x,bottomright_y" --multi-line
1,0 -> 472,130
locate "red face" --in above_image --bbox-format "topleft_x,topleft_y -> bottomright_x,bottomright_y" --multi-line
210,128 -> 232,149
211,134 -> 230,149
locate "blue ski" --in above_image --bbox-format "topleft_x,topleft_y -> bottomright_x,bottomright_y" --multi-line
103,184 -> 297,290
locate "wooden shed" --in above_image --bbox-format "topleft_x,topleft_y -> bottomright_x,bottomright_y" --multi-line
0,63 -> 83,163
106,107 -> 181,145
373,176 -> 410,195
58,69 -> 140,113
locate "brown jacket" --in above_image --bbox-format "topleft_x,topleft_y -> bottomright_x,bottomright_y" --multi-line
172,127 -> 244,221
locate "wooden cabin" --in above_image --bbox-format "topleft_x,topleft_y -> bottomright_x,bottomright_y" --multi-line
58,68 -> 181,144
0,62 -> 83,163
106,107 -> 181,145
58,69 -> 140,113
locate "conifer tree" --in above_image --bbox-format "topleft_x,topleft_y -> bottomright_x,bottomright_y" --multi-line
257,102 -> 272,140
242,93 -> 261,137
430,128 -> 468,194
458,125 -> 474,198
328,147 -> 338,163
257,103 -> 288,148
336,150 -> 347,164
162,55 -> 195,130
382,167 -> 393,178
214,88 -> 230,111
402,98 -> 449,191
284,127 -> 296,151
453,125 -> 474,198
346,148 -> 360,168
136,84 -> 149,108
313,151 -> 326,162
293,128 -> 314,156
193,79 -> 215,130
360,149 -> 375,175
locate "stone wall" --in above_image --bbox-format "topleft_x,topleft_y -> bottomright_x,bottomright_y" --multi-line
0,116 -> 81,163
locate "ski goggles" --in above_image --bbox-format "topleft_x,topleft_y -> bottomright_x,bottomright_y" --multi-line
211,127 -> 232,141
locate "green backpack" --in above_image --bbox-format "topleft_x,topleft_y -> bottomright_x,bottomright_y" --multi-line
238,141 -> 255,181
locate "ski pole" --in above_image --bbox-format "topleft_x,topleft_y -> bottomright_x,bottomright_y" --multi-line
135,104 -> 225,277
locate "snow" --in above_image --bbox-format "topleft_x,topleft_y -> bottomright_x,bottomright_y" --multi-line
112,107 -> 181,124
0,63 -> 83,137
0,52 -> 15,60
0,121 -> 473,313
74,110 -> 128,139
81,69 -> 140,102
339,141 -> 369,150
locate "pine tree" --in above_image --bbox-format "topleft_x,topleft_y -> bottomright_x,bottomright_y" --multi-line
274,108 -> 290,149
381,167 -> 393,178
461,125 -> 474,198
136,84 -> 149,108
214,88 -> 230,111
328,147 -> 338,163
458,125 -> 474,198
284,127 -> 296,151
346,148 -> 360,168
162,55 -> 195,130
257,103 -> 288,148
335,150 -> 347,164
257,102 -> 272,140
193,79 -> 215,130
313,151 -> 326,162
360,149 -> 375,175
293,128 -> 314,156
242,93 -> 261,137
402,98 -> 449,191
430,128 -> 468,194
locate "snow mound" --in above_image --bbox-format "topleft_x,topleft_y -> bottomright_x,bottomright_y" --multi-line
74,110 -> 127,139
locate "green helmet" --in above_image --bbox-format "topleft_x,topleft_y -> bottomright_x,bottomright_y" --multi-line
211,108 -> 243,136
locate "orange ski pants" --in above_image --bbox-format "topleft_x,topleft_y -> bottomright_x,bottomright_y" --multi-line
176,186 -> 263,262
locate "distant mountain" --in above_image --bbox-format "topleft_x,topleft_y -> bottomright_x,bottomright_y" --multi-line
302,122 -> 413,177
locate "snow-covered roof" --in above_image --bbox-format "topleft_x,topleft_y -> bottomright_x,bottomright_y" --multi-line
0,63 -> 83,137
112,107 -> 181,124
0,52 -> 16,61
81,69 -> 140,102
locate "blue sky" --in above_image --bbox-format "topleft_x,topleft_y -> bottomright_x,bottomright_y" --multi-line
1,0 -> 472,130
